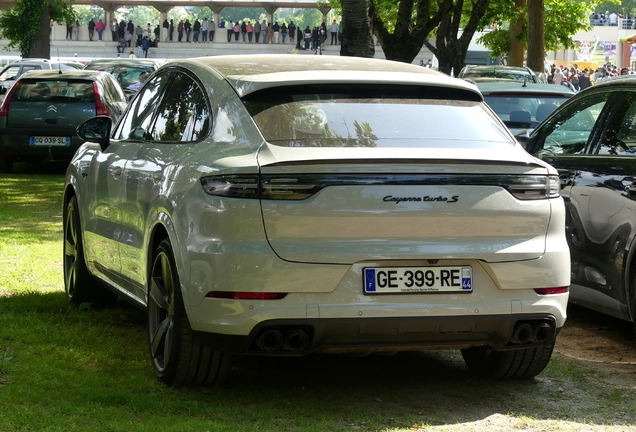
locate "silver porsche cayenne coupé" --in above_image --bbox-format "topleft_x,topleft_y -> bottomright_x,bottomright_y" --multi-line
63,55 -> 570,386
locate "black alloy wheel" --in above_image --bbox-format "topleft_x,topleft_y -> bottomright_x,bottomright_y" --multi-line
147,238 -> 232,387
63,195 -> 117,307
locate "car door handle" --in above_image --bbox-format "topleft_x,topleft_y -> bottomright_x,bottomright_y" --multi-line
108,166 -> 123,177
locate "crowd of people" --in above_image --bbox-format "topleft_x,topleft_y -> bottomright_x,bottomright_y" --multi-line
589,11 -> 636,29
546,62 -> 633,91
69,16 -> 342,56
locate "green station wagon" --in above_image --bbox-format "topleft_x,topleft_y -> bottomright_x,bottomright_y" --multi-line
0,69 -> 127,173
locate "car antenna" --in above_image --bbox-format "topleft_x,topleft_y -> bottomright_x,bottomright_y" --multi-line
523,79 -> 527,87
57,49 -> 62,74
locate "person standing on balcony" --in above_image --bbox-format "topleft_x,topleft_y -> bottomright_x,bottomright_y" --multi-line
95,19 -> 105,41
184,19 -> 192,42
246,21 -> 253,43
253,20 -> 261,43
201,18 -> 209,42
330,19 -> 338,45
163,19 -> 169,42
193,19 -> 201,42
272,21 -> 280,44
110,18 -> 118,41
88,18 -> 95,41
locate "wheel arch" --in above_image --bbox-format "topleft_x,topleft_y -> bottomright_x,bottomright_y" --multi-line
146,213 -> 192,304
625,233 -> 636,323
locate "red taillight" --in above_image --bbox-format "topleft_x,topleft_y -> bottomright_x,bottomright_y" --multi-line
206,291 -> 287,300
93,82 -> 110,116
0,82 -> 19,116
534,287 -> 569,295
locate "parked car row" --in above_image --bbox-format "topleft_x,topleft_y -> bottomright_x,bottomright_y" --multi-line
63,55 -> 570,386
0,58 -> 163,173
2,56 -> 633,387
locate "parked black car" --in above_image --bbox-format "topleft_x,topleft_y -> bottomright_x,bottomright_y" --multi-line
520,76 -> 636,335
0,69 -> 127,173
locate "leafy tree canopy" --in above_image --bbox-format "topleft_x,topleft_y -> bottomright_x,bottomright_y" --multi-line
478,0 -> 598,58
0,0 -> 75,57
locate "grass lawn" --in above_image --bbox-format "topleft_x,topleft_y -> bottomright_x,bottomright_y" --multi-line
1,164 -> 635,432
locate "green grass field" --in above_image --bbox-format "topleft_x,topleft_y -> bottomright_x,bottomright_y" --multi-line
1,164 -> 635,432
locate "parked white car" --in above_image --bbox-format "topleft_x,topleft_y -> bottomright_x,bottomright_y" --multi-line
64,55 -> 570,386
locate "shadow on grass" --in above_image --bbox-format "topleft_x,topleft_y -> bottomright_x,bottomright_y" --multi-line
2,289 -> 635,431
9,161 -> 69,176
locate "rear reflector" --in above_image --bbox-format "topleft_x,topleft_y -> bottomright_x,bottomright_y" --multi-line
534,287 -> 569,295
206,291 -> 288,300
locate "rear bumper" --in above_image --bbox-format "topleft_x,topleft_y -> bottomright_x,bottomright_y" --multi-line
194,313 -> 561,356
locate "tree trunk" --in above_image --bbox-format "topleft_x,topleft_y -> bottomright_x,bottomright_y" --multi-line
526,0 -> 544,73
341,0 -> 375,58
507,0 -> 526,67
424,0 -> 490,76
29,1 -> 51,59
369,0 -> 439,63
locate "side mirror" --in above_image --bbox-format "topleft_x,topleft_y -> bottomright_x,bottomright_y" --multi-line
0,86 -> 6,95
76,116 -> 112,152
513,129 -> 532,149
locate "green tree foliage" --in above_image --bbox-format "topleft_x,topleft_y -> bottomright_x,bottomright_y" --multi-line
478,0 -> 597,61
0,0 -> 75,58
73,5 -> 104,23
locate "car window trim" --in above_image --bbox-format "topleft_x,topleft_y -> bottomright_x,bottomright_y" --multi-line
528,89 -> 615,156
588,89 -> 636,155
147,66 -> 212,144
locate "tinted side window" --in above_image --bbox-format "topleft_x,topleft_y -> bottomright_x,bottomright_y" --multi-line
151,72 -> 210,142
104,76 -> 125,102
0,66 -> 20,80
114,72 -> 171,141
20,66 -> 40,77
598,91 -> 636,156
530,92 -> 611,156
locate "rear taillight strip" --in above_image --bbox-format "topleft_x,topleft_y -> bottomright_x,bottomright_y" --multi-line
0,82 -> 19,116
93,82 -> 110,117
201,174 -> 560,201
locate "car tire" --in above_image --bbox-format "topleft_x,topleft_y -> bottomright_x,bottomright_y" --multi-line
147,239 -> 232,387
461,341 -> 555,380
63,195 -> 117,307
630,271 -> 636,338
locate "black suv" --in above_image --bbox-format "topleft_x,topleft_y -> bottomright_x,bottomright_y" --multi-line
521,75 -> 636,335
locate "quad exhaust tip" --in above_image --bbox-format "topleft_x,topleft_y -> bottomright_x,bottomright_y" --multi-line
255,328 -> 310,352
512,321 -> 554,345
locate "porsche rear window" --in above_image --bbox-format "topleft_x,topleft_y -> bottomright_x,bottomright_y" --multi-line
242,84 -> 511,147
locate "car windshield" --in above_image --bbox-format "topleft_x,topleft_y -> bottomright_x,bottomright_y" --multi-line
243,85 -> 512,147
14,79 -> 94,102
85,64 -> 154,91
484,94 -> 571,130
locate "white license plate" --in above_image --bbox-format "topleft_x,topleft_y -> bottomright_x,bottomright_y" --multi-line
29,136 -> 70,146
364,266 -> 472,294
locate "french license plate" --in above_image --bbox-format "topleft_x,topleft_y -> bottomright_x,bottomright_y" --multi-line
364,266 -> 472,294
29,136 -> 70,146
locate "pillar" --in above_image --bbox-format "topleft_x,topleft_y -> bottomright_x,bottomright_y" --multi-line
262,3 -> 279,25
622,41 -> 631,69
205,3 -> 225,42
